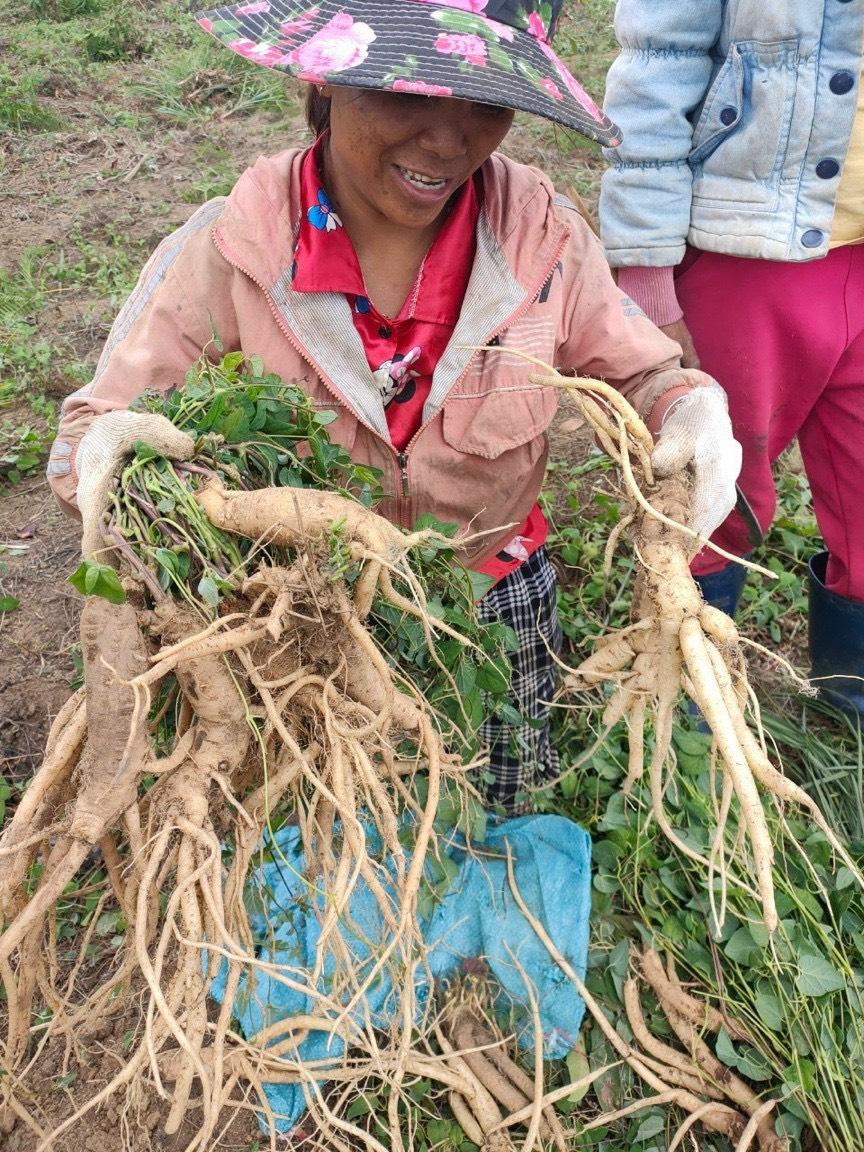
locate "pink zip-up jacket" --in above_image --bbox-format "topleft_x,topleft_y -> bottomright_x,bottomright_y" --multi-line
48,148 -> 709,566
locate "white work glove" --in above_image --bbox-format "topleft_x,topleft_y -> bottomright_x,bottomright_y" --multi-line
651,382 -> 742,541
76,411 -> 195,559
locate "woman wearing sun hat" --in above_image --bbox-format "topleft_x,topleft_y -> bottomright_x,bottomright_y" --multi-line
46,0 -> 741,811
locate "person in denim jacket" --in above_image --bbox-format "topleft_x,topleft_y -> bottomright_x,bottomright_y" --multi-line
600,0 -> 864,715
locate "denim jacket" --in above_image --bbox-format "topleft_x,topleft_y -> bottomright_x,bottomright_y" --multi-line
599,0 -> 864,265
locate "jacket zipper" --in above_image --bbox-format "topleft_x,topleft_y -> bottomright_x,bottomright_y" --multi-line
396,452 -> 409,498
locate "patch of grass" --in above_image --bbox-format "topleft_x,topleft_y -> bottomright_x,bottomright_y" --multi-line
54,227 -> 147,304
541,452 -> 632,646
0,420 -> 55,484
181,163 -> 238,204
135,37 -> 300,124
738,461 -> 815,648
0,69 -> 63,132
0,232 -> 145,408
25,0 -> 103,20
82,10 -> 149,62
0,252 -> 55,392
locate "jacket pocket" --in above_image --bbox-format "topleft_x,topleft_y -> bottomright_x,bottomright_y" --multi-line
689,38 -> 800,210
441,386 -> 557,460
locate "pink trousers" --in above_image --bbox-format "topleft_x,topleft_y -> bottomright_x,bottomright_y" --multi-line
676,244 -> 864,599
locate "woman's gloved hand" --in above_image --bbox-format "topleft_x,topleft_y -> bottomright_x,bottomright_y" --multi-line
75,411 -> 195,559
651,381 -> 742,541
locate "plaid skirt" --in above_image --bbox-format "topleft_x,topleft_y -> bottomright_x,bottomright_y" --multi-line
476,546 -> 562,813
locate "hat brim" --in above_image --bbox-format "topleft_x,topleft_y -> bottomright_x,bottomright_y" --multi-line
195,0 -> 621,147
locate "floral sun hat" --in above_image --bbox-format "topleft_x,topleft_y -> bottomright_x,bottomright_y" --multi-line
195,0 -> 621,147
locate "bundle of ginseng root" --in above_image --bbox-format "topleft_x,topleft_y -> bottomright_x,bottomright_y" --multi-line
0,354 -> 546,1152
521,363 -> 864,936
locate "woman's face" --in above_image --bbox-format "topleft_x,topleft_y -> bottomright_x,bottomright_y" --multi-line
322,87 -> 514,234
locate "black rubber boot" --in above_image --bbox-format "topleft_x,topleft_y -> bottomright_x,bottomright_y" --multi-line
694,562 -> 748,619
808,551 -> 864,718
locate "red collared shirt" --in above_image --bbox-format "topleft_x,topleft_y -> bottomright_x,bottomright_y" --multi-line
292,139 -> 546,584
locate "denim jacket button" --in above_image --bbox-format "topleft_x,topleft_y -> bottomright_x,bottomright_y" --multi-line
816,158 -> 840,179
801,229 -> 825,248
719,105 -> 738,125
829,71 -> 856,94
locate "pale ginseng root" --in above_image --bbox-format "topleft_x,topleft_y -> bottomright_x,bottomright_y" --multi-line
0,493 -> 493,1152
528,367 -> 860,935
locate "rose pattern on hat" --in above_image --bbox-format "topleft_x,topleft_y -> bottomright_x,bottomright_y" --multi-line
286,12 -> 376,80
533,36 -> 601,118
392,78 -> 454,95
435,31 -> 487,66
227,36 -> 289,65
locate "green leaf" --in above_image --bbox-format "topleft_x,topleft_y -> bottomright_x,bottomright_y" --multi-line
836,866 -> 856,890
412,512 -> 458,538
425,1119 -> 451,1144
724,926 -> 758,965
795,952 -> 846,997
68,561 -> 126,605
715,1028 -> 738,1067
198,574 -> 220,607
564,1042 -> 591,1102
735,1047 -> 774,1082
468,570 -> 494,601
95,910 -> 120,937
633,1113 -> 665,1142
0,595 -> 19,612
133,439 -> 160,462
154,548 -> 178,577
345,1097 -> 371,1120
754,988 -> 784,1032
313,409 -> 338,425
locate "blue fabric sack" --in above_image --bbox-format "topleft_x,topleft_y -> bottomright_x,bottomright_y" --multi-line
210,813 -> 591,1131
